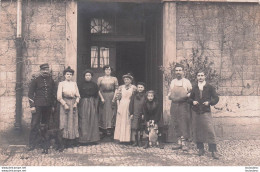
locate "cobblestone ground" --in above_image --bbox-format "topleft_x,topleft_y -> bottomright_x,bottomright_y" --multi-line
0,140 -> 259,166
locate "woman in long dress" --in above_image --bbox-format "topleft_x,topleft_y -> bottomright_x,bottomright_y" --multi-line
98,65 -> 119,138
78,69 -> 100,144
57,66 -> 80,147
114,73 -> 136,143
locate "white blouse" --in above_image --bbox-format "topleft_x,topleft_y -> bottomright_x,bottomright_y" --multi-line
57,80 -> 80,106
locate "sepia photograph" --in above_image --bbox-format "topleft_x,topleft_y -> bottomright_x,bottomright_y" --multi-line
0,0 -> 260,170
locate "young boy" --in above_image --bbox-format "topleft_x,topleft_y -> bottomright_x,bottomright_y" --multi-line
129,82 -> 146,147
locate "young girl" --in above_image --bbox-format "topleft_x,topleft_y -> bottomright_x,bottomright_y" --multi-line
143,90 -> 163,149
129,82 -> 146,147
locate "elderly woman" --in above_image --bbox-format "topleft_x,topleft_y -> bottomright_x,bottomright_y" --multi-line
114,73 -> 136,143
78,69 -> 100,144
97,65 -> 119,138
57,66 -> 80,147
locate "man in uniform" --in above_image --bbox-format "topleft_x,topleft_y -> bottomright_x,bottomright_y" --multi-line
28,63 -> 56,150
168,63 -> 192,151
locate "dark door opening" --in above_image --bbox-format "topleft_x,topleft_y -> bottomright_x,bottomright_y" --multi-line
116,42 -> 145,85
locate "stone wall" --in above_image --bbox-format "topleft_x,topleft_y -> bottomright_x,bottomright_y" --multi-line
0,1 -> 17,131
175,2 -> 260,139
176,2 -> 260,96
0,1 -> 66,131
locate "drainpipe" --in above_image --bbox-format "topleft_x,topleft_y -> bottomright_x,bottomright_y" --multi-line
14,0 -> 23,130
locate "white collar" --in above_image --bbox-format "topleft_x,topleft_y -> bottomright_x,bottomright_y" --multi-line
198,81 -> 206,91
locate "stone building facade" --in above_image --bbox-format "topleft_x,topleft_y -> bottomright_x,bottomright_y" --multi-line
0,0 -> 259,140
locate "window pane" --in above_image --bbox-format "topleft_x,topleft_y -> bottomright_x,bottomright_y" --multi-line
91,46 -> 98,68
101,19 -> 112,33
91,18 -> 102,33
91,18 -> 113,34
100,47 -> 109,68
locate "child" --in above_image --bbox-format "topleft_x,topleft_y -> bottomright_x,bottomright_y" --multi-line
143,90 -> 164,149
129,82 -> 146,147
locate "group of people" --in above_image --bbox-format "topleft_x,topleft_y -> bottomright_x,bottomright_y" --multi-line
167,63 -> 220,159
28,62 -> 220,159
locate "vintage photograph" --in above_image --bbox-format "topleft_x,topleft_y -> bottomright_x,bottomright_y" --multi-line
0,0 -> 260,167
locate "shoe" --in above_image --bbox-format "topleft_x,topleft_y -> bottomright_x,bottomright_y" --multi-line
211,152 -> 219,160
143,142 -> 149,149
182,145 -> 189,151
138,141 -> 143,147
132,141 -> 138,147
159,144 -> 164,149
198,149 -> 205,156
27,146 -> 35,151
172,144 -> 182,150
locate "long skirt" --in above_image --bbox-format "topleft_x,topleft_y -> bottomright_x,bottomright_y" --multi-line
167,101 -> 191,142
114,99 -> 131,142
192,111 -> 216,144
59,98 -> 79,139
78,97 -> 100,143
98,91 -> 117,129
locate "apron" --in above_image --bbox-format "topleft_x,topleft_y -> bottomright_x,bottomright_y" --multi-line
168,80 -> 191,141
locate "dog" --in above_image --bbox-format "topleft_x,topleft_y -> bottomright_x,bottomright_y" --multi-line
147,120 -> 160,147
39,124 -> 64,154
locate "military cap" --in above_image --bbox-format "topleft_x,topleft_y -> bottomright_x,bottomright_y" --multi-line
40,63 -> 49,70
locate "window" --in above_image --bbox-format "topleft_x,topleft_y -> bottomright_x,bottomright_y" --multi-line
91,46 -> 110,68
91,18 -> 113,34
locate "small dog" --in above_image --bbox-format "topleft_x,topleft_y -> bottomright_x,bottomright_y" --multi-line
39,124 -> 64,154
147,120 -> 159,147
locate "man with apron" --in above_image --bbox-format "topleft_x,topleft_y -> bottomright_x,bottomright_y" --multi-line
168,63 -> 192,151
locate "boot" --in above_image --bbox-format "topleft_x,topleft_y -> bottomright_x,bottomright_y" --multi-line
172,144 -> 182,150
198,149 -> 205,156
211,152 -> 219,160
143,141 -> 149,149
172,137 -> 182,150
181,140 -> 189,151
132,135 -> 138,147
138,135 -> 143,147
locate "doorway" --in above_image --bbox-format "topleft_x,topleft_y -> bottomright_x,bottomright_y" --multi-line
77,2 -> 162,98
116,42 -> 145,85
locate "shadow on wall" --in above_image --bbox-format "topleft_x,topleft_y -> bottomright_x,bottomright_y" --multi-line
0,122 -> 30,148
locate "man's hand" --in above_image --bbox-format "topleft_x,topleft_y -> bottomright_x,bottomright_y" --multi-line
203,101 -> 210,106
142,115 -> 144,120
30,107 -> 36,113
130,115 -> 133,120
193,101 -> 199,105
101,98 -> 105,104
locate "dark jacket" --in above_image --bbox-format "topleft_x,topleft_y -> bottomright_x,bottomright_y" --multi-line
129,92 -> 145,116
188,83 -> 219,114
143,100 -> 161,123
28,75 -> 56,107
79,81 -> 99,98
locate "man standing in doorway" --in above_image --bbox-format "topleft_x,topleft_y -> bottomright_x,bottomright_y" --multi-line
28,63 -> 56,150
168,63 -> 192,151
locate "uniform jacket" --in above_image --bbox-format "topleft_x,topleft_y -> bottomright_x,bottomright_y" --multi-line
188,83 -> 219,114
28,75 -> 56,107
